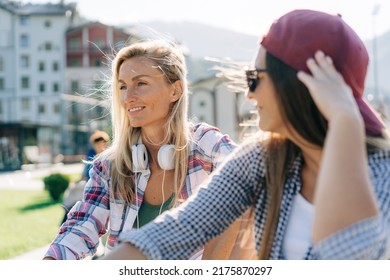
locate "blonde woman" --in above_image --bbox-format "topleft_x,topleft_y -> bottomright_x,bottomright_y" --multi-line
43,40 -> 237,260
102,10 -> 390,260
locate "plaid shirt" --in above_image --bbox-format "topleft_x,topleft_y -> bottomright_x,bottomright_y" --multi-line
44,123 -> 237,260
120,141 -> 390,259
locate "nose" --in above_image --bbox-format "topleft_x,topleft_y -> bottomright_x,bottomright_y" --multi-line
246,89 -> 255,100
121,88 -> 136,103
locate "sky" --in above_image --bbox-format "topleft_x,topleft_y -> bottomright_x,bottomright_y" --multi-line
25,0 -> 390,41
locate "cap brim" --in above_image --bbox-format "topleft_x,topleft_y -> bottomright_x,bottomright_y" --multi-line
355,97 -> 385,136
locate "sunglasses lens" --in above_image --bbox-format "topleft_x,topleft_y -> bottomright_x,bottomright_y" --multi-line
246,70 -> 258,92
248,78 -> 257,92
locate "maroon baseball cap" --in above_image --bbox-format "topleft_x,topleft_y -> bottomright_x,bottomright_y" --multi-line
261,9 -> 384,136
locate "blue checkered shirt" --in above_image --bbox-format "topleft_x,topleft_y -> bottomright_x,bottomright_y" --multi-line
120,141 -> 390,259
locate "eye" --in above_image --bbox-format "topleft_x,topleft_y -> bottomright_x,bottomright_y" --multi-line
119,84 -> 127,90
137,81 -> 147,87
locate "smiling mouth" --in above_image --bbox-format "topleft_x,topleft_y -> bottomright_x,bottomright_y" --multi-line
129,106 -> 145,113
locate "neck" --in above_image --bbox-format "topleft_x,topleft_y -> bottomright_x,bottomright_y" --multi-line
141,128 -> 169,165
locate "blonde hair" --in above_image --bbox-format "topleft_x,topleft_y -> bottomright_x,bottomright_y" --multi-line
100,40 -> 191,206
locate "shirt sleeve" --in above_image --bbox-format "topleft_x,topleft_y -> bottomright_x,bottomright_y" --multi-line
195,123 -> 238,170
311,152 -> 390,259
44,159 -> 111,260
119,142 -> 263,259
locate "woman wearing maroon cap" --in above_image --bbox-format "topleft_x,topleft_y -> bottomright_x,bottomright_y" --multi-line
102,10 -> 390,260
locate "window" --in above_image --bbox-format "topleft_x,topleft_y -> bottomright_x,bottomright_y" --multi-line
53,83 -> 59,93
39,83 -> 45,93
71,102 -> 77,114
0,57 -> 3,72
21,98 -> 30,109
71,80 -> 79,92
20,16 -> 30,26
20,55 -> 29,68
69,59 -> 80,67
69,38 -> 80,50
0,78 -> 4,90
39,62 -> 45,71
44,42 -> 52,51
44,20 -> 51,28
39,104 -> 45,113
115,40 -> 125,50
20,34 -> 29,47
21,77 -> 29,89
93,58 -> 102,67
93,39 -> 104,48
52,62 -> 59,71
53,103 -> 60,113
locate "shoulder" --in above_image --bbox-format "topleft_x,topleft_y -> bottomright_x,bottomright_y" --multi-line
192,122 -> 222,139
90,154 -> 112,179
190,122 -> 237,154
368,149 -> 390,173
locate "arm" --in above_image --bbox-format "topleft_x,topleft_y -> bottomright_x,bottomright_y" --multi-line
297,51 -> 379,242
190,123 -> 241,259
103,143 -> 261,260
101,243 -> 147,260
43,160 -> 111,260
202,209 -> 257,259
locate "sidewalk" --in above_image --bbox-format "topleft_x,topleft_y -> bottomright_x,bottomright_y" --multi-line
0,162 -> 84,190
10,244 -> 50,260
11,243 -> 105,260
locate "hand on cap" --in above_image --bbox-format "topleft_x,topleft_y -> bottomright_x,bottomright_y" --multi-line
297,50 -> 361,123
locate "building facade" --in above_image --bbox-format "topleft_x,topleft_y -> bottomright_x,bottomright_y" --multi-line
0,1 -> 136,170
63,21 -> 135,159
0,1 -> 77,170
189,76 -> 254,143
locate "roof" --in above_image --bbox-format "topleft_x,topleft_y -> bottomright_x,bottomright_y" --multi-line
0,1 -> 76,16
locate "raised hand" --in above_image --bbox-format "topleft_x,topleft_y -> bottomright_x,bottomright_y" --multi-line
297,50 -> 362,124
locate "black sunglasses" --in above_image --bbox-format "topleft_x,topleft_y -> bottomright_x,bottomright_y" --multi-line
245,68 -> 267,92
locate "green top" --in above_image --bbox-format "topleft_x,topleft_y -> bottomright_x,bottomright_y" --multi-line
133,194 -> 175,228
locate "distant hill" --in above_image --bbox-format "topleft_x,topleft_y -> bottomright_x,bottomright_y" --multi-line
127,21 -> 390,94
129,21 -> 258,61
126,21 -> 258,82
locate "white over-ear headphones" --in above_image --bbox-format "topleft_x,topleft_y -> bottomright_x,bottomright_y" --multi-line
132,140 -> 175,172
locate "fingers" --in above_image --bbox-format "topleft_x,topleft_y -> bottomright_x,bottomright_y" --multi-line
297,50 -> 342,86
309,51 -> 343,80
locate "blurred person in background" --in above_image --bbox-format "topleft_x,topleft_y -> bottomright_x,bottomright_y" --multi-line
60,130 -> 110,225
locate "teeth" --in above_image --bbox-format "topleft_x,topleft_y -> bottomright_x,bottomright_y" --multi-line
129,107 -> 143,112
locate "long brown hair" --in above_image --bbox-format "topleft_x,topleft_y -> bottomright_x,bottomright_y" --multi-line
257,52 -> 389,259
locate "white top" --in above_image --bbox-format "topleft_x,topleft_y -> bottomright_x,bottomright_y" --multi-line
282,193 -> 314,259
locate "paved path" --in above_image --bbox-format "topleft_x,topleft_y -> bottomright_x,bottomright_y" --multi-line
10,244 -> 51,260
0,163 -> 84,190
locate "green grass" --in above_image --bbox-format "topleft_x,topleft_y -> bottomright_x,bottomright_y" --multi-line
0,189 -> 64,260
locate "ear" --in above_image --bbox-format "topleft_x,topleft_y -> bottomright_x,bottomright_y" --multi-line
170,80 -> 183,102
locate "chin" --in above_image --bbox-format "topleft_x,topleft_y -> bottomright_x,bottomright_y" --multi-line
129,120 -> 142,128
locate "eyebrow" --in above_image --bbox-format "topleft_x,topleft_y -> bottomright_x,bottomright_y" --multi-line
118,74 -> 152,83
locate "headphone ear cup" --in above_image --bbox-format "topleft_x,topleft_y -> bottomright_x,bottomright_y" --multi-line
132,144 -> 148,172
158,144 -> 175,170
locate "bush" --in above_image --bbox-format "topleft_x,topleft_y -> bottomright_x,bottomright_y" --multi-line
43,173 -> 70,201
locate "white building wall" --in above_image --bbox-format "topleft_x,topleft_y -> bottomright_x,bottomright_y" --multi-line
190,77 -> 253,143
0,9 -> 15,122
13,14 -> 68,126
215,85 -> 237,141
